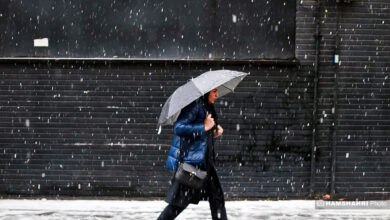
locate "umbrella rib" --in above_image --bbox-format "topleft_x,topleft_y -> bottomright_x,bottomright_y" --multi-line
220,84 -> 234,92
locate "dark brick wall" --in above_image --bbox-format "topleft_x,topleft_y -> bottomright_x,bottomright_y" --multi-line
0,0 -> 389,199
297,0 -> 390,199
0,61 -> 312,199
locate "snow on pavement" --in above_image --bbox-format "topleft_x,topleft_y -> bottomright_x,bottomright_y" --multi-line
0,199 -> 389,220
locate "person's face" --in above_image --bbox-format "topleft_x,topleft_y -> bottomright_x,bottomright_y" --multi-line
208,88 -> 219,104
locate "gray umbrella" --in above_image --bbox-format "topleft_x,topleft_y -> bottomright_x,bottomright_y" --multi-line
158,69 -> 249,127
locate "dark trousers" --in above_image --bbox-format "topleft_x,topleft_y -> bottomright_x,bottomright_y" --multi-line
157,171 -> 228,220
157,200 -> 227,220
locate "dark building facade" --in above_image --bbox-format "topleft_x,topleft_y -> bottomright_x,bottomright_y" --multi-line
0,0 -> 389,200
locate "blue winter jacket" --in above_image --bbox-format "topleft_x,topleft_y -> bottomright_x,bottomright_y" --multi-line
165,99 -> 208,171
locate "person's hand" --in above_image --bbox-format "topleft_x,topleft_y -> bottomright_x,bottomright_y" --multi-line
213,125 -> 223,138
204,114 -> 215,131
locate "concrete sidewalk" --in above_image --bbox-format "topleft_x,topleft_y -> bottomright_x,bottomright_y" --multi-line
0,199 -> 389,219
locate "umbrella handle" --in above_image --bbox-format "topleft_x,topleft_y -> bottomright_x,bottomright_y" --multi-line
202,102 -> 218,131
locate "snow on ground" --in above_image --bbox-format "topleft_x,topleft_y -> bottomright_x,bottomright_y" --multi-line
0,199 -> 389,220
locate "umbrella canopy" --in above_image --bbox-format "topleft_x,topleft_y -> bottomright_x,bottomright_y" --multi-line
158,69 -> 249,126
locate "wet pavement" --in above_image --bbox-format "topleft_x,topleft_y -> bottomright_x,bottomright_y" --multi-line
0,199 -> 389,219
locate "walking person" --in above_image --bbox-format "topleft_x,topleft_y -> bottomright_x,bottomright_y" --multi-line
157,87 -> 228,220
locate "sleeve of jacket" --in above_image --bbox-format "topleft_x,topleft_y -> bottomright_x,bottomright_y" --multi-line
173,100 -> 205,138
